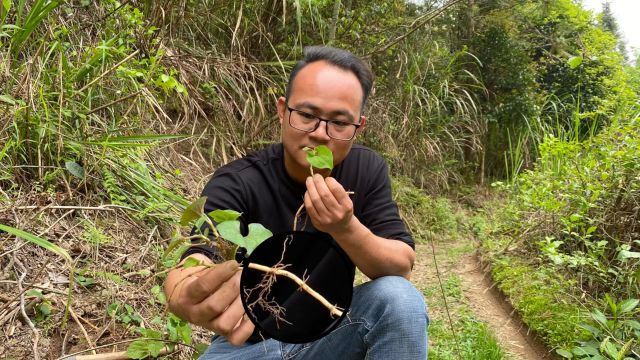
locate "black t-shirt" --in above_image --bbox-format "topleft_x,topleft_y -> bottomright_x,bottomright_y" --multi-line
183,143 -> 414,261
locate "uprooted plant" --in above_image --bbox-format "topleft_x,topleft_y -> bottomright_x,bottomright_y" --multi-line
164,145 -> 343,323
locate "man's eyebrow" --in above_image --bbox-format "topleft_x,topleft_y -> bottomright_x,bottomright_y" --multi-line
296,101 -> 355,121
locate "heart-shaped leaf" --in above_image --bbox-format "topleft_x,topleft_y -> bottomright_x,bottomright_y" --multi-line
304,145 -> 334,170
180,197 -> 207,226
208,209 -> 241,223
217,220 -> 272,256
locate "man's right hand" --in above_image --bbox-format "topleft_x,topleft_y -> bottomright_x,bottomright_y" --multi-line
164,254 -> 255,345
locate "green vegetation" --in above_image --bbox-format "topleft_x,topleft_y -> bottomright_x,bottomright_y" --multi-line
425,274 -> 507,360
392,176 -> 463,243
479,111 -> 640,357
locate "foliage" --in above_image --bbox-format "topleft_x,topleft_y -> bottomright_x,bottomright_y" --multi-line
508,114 -> 640,297
392,176 -> 461,243
491,255 -> 586,349
1,0 -> 638,357
423,272 -> 506,360
217,221 -> 272,256
558,295 -> 639,359
304,145 -> 334,171
482,107 -> 640,354
0,224 -> 71,262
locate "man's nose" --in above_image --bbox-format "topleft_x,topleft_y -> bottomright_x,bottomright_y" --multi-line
309,120 -> 331,142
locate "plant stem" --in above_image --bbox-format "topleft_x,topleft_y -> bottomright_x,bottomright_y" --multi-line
170,260 -> 344,318
203,216 -> 221,239
246,262 -> 344,318
292,203 -> 305,231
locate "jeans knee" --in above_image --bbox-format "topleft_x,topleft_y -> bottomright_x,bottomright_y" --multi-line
357,276 -> 427,323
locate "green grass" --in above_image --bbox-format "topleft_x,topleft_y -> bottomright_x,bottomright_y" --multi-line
423,274 -> 508,360
490,255 -> 587,350
392,176 -> 463,244
391,178 -> 507,358
473,202 -> 590,352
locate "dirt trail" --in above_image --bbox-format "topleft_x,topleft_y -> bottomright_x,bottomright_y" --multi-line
414,243 -> 556,360
456,252 -> 555,360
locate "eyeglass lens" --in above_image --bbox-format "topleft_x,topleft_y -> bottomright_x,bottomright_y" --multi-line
289,110 -> 356,140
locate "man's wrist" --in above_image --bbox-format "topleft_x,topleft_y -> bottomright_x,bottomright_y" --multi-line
330,216 -> 370,242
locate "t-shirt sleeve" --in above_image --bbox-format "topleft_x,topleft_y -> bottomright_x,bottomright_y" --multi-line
358,154 -> 415,249
180,170 -> 249,262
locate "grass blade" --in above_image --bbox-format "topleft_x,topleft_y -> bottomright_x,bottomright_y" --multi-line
0,224 -> 71,263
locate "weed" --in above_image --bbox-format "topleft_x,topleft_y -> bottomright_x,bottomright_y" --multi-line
558,295 -> 640,359
423,274 -> 507,360
491,255 -> 586,349
392,176 -> 461,243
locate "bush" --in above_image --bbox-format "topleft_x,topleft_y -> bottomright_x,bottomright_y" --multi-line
508,114 -> 640,297
392,177 -> 461,243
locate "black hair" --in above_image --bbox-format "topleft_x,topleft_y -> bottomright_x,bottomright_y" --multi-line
285,46 -> 374,111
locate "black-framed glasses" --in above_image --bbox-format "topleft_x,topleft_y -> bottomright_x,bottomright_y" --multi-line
286,103 -> 361,141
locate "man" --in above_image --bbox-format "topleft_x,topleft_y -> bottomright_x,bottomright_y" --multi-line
164,46 -> 428,359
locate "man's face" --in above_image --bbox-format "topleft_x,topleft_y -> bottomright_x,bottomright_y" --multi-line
276,61 -> 366,183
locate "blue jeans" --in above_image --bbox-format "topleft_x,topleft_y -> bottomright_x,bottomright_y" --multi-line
200,276 -> 429,359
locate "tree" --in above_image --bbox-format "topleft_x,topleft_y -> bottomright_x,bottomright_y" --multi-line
598,1 -> 627,60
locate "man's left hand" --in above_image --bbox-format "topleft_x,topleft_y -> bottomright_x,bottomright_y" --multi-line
304,174 -> 354,234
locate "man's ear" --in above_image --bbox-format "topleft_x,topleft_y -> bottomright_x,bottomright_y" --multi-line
276,97 -> 287,125
357,116 -> 367,134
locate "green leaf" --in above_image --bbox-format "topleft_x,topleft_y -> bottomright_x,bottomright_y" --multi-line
65,161 -> 85,179
618,299 -> 639,314
137,328 -> 163,339
602,338 -> 619,359
126,340 -> 151,359
618,250 -> 640,260
2,0 -> 10,13
177,321 -> 192,345
623,319 -> 640,330
25,289 -> 43,298
217,221 -> 244,246
567,56 -> 583,69
0,94 -> 16,105
573,345 -> 599,356
182,257 -> 201,268
245,223 -> 273,253
217,221 -> 272,256
304,145 -> 334,171
0,224 -> 71,263
556,348 -> 573,358
163,237 -> 187,259
38,302 -> 51,316
180,197 -> 207,226
126,339 -> 165,359
193,343 -> 209,359
208,209 -> 241,223
591,309 -> 608,328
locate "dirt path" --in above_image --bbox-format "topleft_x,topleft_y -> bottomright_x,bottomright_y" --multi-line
414,243 -> 556,360
456,252 -> 555,360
